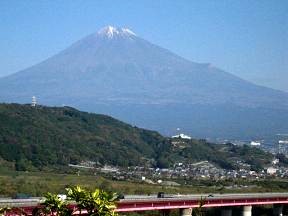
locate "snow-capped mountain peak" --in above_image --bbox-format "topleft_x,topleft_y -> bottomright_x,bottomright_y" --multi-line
98,26 -> 136,38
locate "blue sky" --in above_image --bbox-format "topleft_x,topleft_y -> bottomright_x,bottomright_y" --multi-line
0,0 -> 287,91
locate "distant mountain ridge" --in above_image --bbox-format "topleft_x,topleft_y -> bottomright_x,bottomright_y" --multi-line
0,26 -> 287,139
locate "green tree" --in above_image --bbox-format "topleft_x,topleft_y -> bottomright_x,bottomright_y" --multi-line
0,207 -> 11,216
65,185 -> 86,215
41,192 -> 72,216
66,186 -> 118,216
0,207 -> 28,216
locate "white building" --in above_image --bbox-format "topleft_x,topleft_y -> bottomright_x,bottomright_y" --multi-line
272,158 -> 279,165
250,141 -> 261,146
172,133 -> 191,140
267,167 -> 277,175
31,96 -> 37,107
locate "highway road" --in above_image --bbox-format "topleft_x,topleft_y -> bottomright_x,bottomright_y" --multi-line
1,193 -> 288,208
124,192 -> 288,200
1,193 -> 288,215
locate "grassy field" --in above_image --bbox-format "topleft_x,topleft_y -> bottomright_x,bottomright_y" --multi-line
1,168 -> 288,198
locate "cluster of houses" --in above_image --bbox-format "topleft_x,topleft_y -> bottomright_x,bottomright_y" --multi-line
70,158 -> 288,185
113,161 -> 288,182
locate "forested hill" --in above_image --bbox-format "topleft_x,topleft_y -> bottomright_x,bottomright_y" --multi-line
0,103 -> 279,171
0,103 -> 169,170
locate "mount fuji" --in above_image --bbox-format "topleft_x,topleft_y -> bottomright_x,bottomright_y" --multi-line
0,26 -> 287,139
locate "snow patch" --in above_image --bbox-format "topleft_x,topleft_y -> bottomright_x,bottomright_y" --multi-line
121,28 -> 136,36
98,26 -> 136,38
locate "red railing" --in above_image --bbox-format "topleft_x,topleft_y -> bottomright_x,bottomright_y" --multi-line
3,196 -> 288,215
116,196 -> 288,212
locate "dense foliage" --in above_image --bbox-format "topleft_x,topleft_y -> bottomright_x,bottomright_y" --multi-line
0,103 -> 166,170
0,103 -> 275,171
65,186 -> 117,216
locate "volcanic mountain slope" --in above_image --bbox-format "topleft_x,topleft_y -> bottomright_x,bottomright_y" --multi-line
0,26 -> 287,139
